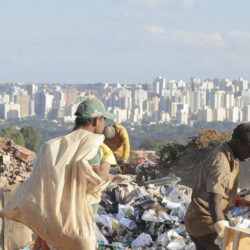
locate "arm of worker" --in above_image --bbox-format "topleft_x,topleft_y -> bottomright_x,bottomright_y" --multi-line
89,145 -> 115,180
207,156 -> 230,238
120,128 -> 130,163
92,163 -> 110,180
209,192 -> 225,222
92,144 -> 117,180
209,192 -> 229,238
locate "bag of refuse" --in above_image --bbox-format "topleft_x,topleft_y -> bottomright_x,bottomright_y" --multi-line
131,233 -> 152,248
118,204 -> 134,218
119,217 -> 137,230
0,129 -> 109,250
167,239 -> 186,250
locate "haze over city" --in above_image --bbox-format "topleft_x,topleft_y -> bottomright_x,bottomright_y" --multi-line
1,0 -> 250,83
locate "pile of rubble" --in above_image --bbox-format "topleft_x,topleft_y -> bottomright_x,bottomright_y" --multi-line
0,137 -> 36,189
188,129 -> 230,150
96,174 -> 195,249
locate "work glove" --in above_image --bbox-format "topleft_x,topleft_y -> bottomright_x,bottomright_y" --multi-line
214,220 -> 229,238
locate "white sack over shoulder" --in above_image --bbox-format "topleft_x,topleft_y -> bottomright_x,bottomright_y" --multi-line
0,129 -> 109,250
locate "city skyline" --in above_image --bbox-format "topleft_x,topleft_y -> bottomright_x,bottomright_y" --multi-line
1,1 -> 250,83
0,76 -> 250,125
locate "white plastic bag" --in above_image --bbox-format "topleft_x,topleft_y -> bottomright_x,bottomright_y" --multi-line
131,233 -> 152,248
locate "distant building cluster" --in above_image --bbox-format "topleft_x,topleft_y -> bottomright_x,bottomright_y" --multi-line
0,76 -> 250,125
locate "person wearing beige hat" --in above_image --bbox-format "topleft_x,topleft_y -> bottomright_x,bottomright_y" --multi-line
104,124 -> 130,164
185,123 -> 250,250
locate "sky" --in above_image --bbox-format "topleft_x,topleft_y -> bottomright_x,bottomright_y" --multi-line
1,0 -> 250,84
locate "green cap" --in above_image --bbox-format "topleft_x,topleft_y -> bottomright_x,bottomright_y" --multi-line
75,97 -> 115,120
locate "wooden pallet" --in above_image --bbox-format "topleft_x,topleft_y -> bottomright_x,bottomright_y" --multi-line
223,227 -> 250,250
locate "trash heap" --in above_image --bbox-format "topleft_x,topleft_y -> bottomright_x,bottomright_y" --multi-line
118,159 -> 159,184
96,174 -> 195,249
0,137 -> 36,189
188,129 -> 230,150
135,159 -> 158,184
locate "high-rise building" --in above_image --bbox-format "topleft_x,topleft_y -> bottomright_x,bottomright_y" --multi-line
189,90 -> 201,113
113,107 -> 128,123
211,90 -> 225,109
198,107 -> 213,122
153,76 -> 167,95
242,105 -> 250,122
229,107 -> 241,123
213,108 -> 226,121
241,90 -> 250,106
239,78 -> 248,91
176,110 -> 188,125
63,87 -> 77,106
35,91 -> 54,118
14,95 -> 30,118
224,92 -> 234,108
0,103 -> 20,119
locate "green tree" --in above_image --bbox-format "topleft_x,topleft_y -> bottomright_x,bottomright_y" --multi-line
139,139 -> 169,151
20,126 -> 41,152
0,127 -> 25,146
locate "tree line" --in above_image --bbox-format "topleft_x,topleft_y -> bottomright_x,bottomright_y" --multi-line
0,126 -> 41,153
0,120 -> 239,153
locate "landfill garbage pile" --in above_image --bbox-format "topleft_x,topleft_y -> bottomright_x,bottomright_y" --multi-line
96,174 -> 196,249
117,158 -> 160,185
0,137 -> 36,189
188,129 -> 230,150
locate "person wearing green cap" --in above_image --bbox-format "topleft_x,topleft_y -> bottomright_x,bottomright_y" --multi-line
73,97 -> 117,179
33,97 -> 116,250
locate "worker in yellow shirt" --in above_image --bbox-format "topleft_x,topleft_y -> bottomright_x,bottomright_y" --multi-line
103,124 -> 130,164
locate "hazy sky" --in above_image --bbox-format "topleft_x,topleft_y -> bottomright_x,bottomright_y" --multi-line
1,0 -> 250,83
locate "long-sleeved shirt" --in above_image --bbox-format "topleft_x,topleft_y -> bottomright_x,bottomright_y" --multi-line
104,124 -> 130,163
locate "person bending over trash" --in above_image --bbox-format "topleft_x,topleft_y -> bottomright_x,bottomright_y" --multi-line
104,124 -> 130,165
185,123 -> 250,250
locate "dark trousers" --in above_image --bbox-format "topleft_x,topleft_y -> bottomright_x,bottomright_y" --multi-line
190,233 -> 220,250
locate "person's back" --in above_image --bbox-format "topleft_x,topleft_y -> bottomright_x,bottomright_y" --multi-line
185,142 -> 239,237
104,124 -> 130,163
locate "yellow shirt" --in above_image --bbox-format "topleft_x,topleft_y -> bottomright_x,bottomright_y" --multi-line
104,125 -> 130,163
185,143 -> 239,237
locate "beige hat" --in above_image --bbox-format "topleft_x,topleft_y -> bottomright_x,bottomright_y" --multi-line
104,125 -> 116,140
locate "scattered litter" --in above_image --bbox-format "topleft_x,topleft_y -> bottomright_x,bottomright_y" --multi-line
96,174 -> 193,249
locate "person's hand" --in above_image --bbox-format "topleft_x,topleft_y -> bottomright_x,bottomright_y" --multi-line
117,159 -> 124,165
214,220 -> 229,238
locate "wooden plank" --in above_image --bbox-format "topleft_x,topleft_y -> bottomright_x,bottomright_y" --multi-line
223,227 -> 250,250
238,234 -> 250,250
232,231 -> 240,250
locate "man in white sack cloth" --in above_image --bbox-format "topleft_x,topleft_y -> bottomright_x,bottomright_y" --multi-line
0,97 -> 116,250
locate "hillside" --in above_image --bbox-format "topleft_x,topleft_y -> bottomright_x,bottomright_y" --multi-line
158,129 -> 250,189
